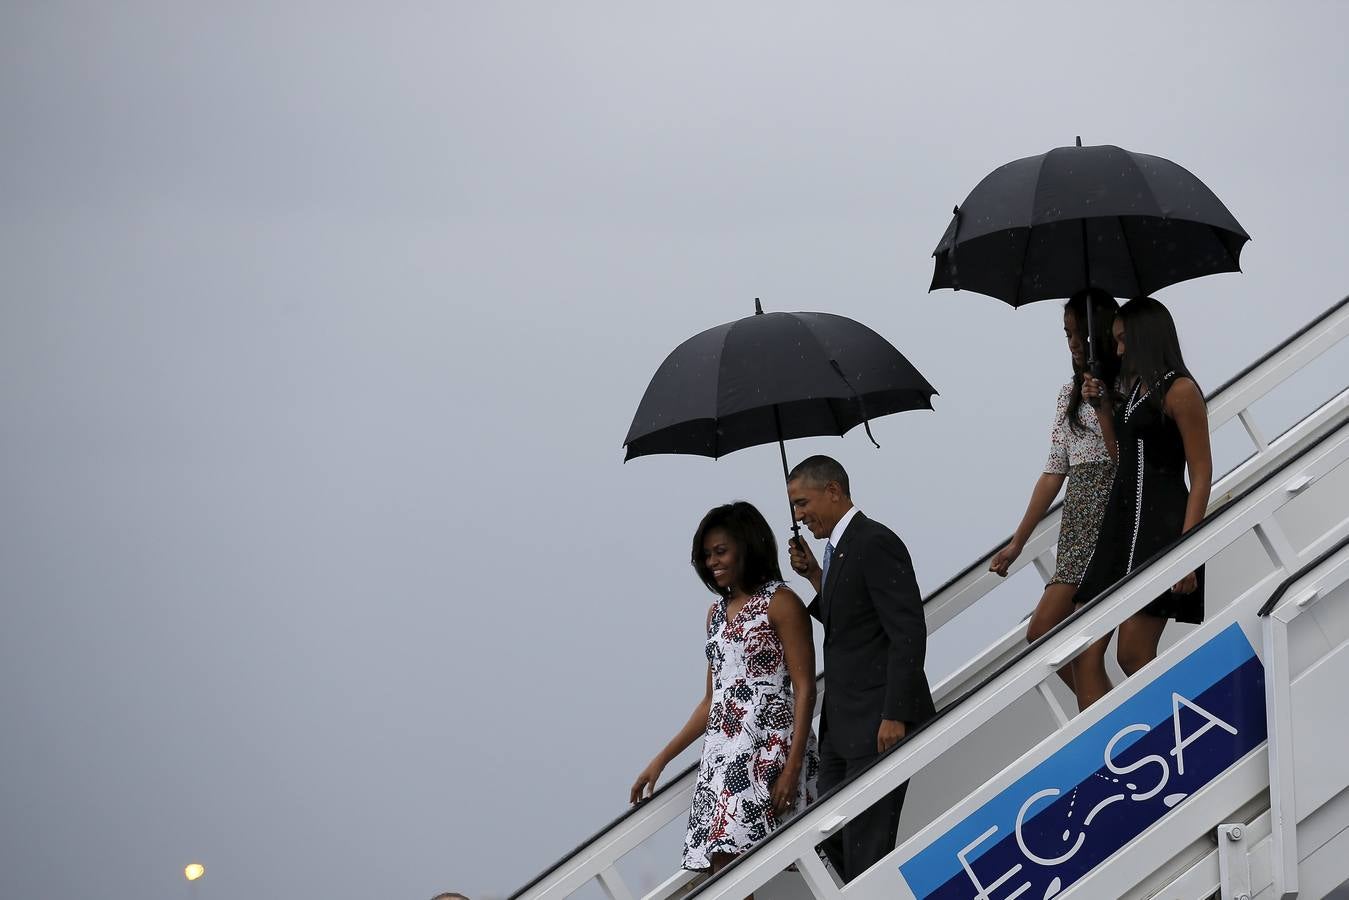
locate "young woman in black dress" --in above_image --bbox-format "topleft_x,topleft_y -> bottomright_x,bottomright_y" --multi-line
1073,297 -> 1213,708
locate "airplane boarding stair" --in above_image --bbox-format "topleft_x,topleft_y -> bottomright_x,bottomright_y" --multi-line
509,296 -> 1349,900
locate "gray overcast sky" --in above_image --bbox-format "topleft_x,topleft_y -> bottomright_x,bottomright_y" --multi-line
2,3 -> 1348,899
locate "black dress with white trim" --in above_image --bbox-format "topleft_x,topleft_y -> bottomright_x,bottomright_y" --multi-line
1074,371 -> 1205,623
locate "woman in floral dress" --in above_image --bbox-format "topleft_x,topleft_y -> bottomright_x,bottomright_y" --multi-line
990,289 -> 1120,710
630,501 -> 819,873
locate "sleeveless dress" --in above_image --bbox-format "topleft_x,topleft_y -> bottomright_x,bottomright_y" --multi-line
681,581 -> 820,871
1044,380 -> 1117,585
1075,372 -> 1205,622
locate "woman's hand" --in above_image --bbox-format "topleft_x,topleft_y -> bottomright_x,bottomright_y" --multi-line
771,762 -> 802,817
989,540 -> 1023,577
1081,374 -> 1108,405
1172,571 -> 1199,594
630,760 -> 664,804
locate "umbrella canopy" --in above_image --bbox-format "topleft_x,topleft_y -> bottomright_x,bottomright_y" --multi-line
930,140 -> 1250,307
623,302 -> 936,461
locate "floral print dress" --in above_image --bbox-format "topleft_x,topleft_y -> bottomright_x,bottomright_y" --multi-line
682,581 -> 820,870
1044,380 -> 1117,585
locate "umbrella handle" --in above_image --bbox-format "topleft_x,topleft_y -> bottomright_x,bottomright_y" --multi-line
1085,369 -> 1103,409
1084,285 -> 1102,408
787,533 -> 813,581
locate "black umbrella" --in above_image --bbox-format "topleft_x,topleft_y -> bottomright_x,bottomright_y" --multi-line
624,300 -> 936,539
930,138 -> 1249,367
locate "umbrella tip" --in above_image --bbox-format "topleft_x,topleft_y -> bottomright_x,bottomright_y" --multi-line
754,297 -> 763,315
1075,135 -> 1083,147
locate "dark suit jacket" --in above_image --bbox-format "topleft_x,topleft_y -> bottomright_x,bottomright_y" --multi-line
807,512 -> 935,759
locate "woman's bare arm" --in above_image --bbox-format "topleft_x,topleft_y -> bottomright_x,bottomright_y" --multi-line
990,471 -> 1067,576
768,586 -> 816,814
1166,377 -> 1212,594
1167,377 -> 1212,533
630,608 -> 716,803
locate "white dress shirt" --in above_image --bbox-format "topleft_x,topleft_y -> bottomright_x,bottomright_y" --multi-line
829,505 -> 861,550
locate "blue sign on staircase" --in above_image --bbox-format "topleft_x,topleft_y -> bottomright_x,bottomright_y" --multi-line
899,622 -> 1266,899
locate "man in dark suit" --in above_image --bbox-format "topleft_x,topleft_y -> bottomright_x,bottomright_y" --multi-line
786,455 -> 935,883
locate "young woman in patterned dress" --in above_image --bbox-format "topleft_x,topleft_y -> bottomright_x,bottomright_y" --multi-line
629,502 -> 820,874
990,289 -> 1120,710
1074,297 -> 1211,707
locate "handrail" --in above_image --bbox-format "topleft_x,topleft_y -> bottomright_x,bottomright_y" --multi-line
1207,294 -> 1348,401
690,414 -> 1349,900
505,771 -> 698,900
507,294 -> 1349,900
921,294 -> 1349,631
1257,532 -> 1349,617
929,383 -> 1347,706
925,294 -> 1348,603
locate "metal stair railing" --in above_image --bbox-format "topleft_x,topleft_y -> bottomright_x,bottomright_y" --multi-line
922,294 -> 1349,637
929,381 -> 1348,715
507,296 -> 1349,900
691,413 -> 1349,900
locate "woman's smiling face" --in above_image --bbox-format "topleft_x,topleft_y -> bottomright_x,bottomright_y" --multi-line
702,527 -> 743,592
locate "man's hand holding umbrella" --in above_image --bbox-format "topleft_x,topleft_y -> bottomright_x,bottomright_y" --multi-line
788,537 -> 821,594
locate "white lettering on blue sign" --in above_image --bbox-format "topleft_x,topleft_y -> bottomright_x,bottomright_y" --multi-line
958,694 -> 1238,898
898,623 -> 1266,900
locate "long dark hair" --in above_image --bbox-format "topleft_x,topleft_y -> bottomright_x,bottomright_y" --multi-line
1119,296 -> 1197,417
1064,288 -> 1121,433
691,502 -> 784,597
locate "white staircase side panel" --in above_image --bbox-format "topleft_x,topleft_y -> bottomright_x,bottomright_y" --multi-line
960,528 -> 1349,900
1141,787 -> 1349,900
1289,577 -> 1349,817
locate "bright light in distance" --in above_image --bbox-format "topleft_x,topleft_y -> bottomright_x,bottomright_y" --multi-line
184,863 -> 205,881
